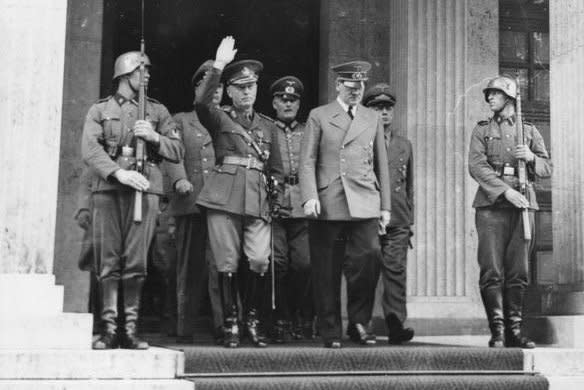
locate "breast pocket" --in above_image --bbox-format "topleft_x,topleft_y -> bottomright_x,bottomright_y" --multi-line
484,136 -> 502,163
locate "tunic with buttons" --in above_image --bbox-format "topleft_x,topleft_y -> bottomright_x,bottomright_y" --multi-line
82,94 -> 184,195
165,110 -> 216,216
468,116 -> 552,209
194,67 -> 285,220
385,133 -> 414,227
274,119 -> 306,218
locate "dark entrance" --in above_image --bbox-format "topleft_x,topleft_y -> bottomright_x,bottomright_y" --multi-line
99,0 -> 320,332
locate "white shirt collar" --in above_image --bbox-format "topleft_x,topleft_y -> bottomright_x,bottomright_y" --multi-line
336,96 -> 358,115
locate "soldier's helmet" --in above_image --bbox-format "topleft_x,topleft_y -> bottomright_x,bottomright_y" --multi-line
482,75 -> 517,102
113,51 -> 151,80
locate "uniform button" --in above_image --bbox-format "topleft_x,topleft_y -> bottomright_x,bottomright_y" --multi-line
506,134 -> 511,138
399,158 -> 403,162
341,146 -> 344,149
202,146 -> 206,149
395,186 -> 401,192
203,170 -> 208,174
342,172 -> 346,176
506,148 -> 511,152
203,158 -> 207,162
341,158 -> 345,162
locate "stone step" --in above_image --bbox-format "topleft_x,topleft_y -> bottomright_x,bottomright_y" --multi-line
525,348 -> 584,376
0,274 -> 63,316
0,380 -> 193,390
0,313 -> 93,349
0,347 -> 184,379
547,376 -> 584,390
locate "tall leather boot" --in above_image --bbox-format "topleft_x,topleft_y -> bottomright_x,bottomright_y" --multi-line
504,287 -> 535,349
244,271 -> 268,348
121,277 -> 149,349
219,272 -> 240,348
92,278 -> 120,349
386,313 -> 414,345
480,287 -> 505,348
272,272 -> 291,344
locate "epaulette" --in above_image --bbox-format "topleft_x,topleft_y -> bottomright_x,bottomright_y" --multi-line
477,120 -> 489,126
257,112 -> 275,123
95,96 -> 111,104
147,96 -> 161,104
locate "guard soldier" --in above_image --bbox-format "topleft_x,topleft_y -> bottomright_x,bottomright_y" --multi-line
165,60 -> 223,343
299,61 -> 391,348
82,51 -> 184,349
268,76 -> 314,343
194,37 -> 284,348
468,75 -> 552,348
364,83 -> 415,344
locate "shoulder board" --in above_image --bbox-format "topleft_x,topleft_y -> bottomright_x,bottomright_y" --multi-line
257,112 -> 275,123
95,96 -> 111,104
477,120 -> 489,126
146,97 -> 161,104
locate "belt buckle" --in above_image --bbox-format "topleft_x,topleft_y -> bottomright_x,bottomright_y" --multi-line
503,166 -> 515,176
246,157 -> 253,169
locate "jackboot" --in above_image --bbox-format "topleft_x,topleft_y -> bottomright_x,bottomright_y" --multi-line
120,277 -> 149,349
219,272 -> 240,348
92,278 -> 120,349
386,313 -> 414,345
244,272 -> 268,348
272,272 -> 291,343
504,287 -> 535,349
481,288 -> 505,348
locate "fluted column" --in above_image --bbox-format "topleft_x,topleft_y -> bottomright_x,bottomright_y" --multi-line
0,0 -> 92,349
389,0 -> 498,318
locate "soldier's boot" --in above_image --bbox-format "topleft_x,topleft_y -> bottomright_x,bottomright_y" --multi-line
92,278 -> 120,349
272,273 -> 291,343
219,272 -> 240,348
481,288 -> 505,348
244,273 -> 268,348
504,287 -> 535,349
386,313 -> 414,345
121,277 -> 149,349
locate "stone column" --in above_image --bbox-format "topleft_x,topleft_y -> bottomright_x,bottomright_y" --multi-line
387,0 -> 499,320
524,0 -> 584,347
0,0 -> 92,349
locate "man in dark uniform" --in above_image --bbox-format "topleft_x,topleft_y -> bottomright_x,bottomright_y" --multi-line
268,76 -> 314,343
299,61 -> 391,348
195,36 -> 284,348
468,75 -> 552,348
364,83 -> 415,344
165,60 -> 223,343
82,51 -> 184,349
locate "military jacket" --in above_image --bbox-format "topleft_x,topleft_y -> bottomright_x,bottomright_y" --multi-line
165,110 -> 215,216
82,94 -> 183,195
75,165 -> 93,219
274,119 -> 306,218
468,115 -> 552,210
385,132 -> 414,226
194,68 -> 284,220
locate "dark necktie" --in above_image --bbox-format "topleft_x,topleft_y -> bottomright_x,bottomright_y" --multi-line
347,106 -> 354,120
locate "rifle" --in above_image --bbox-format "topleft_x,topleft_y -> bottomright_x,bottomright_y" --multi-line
133,0 -> 147,223
515,77 -> 531,240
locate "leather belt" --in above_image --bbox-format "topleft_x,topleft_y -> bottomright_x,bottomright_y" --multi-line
223,156 -> 265,171
285,174 -> 299,185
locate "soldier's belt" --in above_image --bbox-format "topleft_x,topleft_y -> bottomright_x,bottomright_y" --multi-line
495,165 -> 517,177
223,156 -> 265,171
285,174 -> 299,185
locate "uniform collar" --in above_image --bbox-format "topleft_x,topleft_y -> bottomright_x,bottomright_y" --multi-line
114,92 -> 137,106
275,119 -> 298,130
494,113 -> 515,126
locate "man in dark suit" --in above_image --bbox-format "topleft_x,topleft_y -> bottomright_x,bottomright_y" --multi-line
364,83 -> 415,344
195,37 -> 284,348
165,60 -> 222,343
299,61 -> 391,348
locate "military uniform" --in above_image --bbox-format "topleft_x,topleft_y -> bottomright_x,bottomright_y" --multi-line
165,106 -> 221,340
82,73 -> 183,349
468,75 -> 552,348
299,62 -> 391,347
194,59 -> 284,348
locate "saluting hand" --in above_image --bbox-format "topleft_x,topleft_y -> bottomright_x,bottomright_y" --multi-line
113,169 -> 150,192
504,188 -> 530,209
303,198 -> 321,218
133,120 -> 160,144
175,178 -> 194,195
514,145 -> 535,162
214,36 -> 238,69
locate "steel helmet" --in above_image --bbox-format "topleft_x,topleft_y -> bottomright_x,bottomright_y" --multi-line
482,76 -> 517,102
113,51 -> 151,80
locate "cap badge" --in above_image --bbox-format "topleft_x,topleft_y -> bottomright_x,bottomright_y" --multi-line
285,86 -> 295,94
241,67 -> 252,76
352,72 -> 364,80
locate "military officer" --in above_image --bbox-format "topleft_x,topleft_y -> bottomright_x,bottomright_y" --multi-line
268,76 -> 314,343
194,36 -> 284,348
82,51 -> 183,349
299,61 -> 391,348
364,83 -> 415,344
165,60 -> 223,343
468,75 -> 552,348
